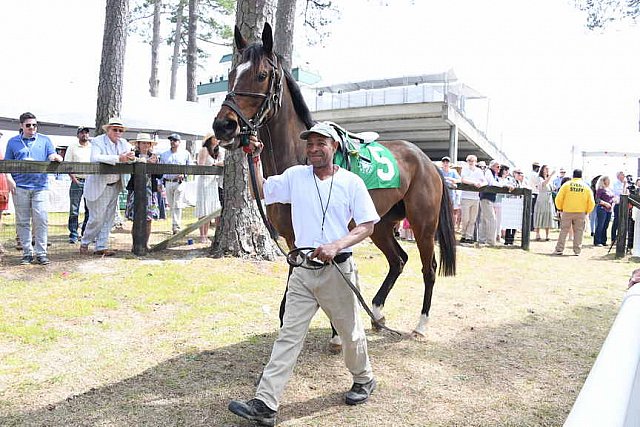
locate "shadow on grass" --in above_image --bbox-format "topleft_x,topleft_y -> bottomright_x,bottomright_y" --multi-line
0,302 -> 618,426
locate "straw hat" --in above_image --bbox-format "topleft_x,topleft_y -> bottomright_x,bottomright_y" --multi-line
131,132 -> 157,145
202,132 -> 217,144
101,117 -> 127,132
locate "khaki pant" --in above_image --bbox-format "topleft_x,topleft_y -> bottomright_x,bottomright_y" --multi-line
165,181 -> 185,232
479,199 -> 497,245
255,257 -> 373,410
555,212 -> 587,254
460,198 -> 480,240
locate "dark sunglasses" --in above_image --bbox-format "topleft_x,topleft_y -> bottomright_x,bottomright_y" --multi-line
111,128 -> 125,133
24,123 -> 37,128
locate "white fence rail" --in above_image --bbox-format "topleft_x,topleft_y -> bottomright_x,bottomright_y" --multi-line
565,285 -> 640,427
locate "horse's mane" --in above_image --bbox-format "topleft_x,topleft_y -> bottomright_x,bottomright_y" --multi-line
241,43 -> 315,130
283,68 -> 315,130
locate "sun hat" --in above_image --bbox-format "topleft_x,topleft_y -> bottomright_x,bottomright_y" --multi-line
131,132 -> 157,145
299,122 -> 341,142
101,117 -> 126,132
202,132 -> 216,144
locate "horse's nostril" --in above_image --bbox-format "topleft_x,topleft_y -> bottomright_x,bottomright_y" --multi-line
224,120 -> 236,131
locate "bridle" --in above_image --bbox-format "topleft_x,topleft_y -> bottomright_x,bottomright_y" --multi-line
222,54 -> 284,135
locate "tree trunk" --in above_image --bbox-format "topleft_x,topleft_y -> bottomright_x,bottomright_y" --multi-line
212,0 -> 278,260
186,0 -> 198,102
274,0 -> 296,71
170,0 -> 185,100
96,0 -> 129,134
149,0 -> 161,97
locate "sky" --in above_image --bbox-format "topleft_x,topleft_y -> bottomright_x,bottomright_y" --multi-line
1,0 -> 639,174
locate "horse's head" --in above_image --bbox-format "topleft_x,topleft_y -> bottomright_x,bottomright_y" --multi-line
213,23 -> 283,150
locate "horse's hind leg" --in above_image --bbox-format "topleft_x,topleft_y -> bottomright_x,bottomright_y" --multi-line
407,215 -> 437,339
369,218 -> 408,329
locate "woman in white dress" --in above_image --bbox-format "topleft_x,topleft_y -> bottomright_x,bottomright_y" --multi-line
196,133 -> 225,243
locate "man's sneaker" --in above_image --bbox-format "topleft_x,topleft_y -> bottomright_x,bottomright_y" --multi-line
345,378 -> 377,405
36,255 -> 50,265
20,255 -> 33,265
228,398 -> 276,426
552,251 -> 563,256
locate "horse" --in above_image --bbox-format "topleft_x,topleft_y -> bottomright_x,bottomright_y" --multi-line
213,23 -> 456,342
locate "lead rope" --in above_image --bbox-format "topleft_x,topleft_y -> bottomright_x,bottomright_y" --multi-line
242,131 -> 287,257
287,247 -> 403,336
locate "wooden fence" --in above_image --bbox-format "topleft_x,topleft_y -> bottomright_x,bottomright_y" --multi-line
0,161 -> 222,255
456,183 -> 533,250
0,161 -> 536,254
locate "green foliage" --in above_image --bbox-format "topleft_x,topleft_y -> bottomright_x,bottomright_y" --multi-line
574,0 -> 640,29
129,0 -> 234,65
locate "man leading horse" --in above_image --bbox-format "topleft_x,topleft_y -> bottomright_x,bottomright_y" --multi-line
228,123 -> 379,426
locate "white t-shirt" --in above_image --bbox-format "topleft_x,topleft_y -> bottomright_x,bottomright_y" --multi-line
460,167 -> 486,200
264,165 -> 380,251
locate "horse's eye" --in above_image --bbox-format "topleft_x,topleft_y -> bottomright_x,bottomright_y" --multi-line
258,71 -> 268,82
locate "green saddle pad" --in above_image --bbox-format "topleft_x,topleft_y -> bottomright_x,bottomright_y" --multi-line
334,141 -> 401,190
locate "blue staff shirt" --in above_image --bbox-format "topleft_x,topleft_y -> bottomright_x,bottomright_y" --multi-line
5,133 -> 56,190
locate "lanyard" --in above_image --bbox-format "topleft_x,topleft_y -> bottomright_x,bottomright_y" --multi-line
312,167 -> 335,236
21,134 -> 38,159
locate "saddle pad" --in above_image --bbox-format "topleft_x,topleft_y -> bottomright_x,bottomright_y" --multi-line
334,141 -> 401,190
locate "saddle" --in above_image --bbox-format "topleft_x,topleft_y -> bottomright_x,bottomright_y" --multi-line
326,121 -> 379,170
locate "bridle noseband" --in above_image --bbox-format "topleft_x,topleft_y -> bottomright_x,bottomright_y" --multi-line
222,54 -> 284,134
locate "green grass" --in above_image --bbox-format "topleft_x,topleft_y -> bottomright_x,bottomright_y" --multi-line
0,235 -> 635,426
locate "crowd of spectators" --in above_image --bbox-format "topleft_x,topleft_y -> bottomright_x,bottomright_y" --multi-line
398,155 -> 634,255
0,112 -> 224,265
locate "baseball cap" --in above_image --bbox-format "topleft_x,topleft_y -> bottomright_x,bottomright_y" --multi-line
77,126 -> 90,134
168,133 -> 181,141
441,156 -> 451,162
299,122 -> 341,142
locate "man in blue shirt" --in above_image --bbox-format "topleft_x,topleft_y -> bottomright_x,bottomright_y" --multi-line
5,112 -> 63,265
160,133 -> 192,234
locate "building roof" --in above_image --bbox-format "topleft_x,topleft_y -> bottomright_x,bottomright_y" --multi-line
314,70 -> 485,99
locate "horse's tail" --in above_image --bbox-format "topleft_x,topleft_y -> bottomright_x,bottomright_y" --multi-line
436,173 -> 457,277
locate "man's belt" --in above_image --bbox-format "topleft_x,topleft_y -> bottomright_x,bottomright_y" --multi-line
307,252 -> 352,268
106,181 -> 120,186
165,178 -> 183,183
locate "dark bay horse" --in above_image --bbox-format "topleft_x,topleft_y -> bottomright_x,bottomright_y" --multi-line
213,23 -> 456,341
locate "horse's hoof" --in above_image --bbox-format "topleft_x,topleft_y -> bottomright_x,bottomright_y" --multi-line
371,316 -> 386,331
410,330 -> 426,341
328,342 -> 342,354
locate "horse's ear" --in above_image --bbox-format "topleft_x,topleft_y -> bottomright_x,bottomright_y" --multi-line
234,25 -> 247,52
262,22 -> 273,54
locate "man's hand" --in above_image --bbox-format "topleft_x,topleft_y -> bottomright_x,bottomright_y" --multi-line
247,135 -> 263,157
7,178 -> 16,194
48,153 -> 63,162
311,243 -> 341,264
119,151 -> 135,162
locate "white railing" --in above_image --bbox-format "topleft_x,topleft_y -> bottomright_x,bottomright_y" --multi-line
564,284 -> 640,427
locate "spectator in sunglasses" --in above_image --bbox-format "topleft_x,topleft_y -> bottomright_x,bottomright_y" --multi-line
4,112 -> 62,265
79,118 -> 135,257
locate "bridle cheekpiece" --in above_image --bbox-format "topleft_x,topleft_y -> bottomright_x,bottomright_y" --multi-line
222,54 -> 284,140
